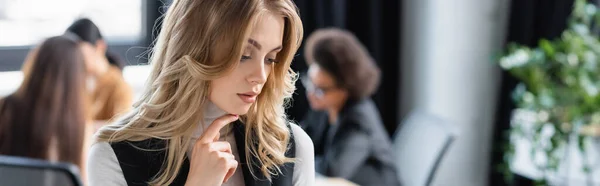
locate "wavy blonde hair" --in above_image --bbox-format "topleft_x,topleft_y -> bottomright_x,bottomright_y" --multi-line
94,0 -> 303,185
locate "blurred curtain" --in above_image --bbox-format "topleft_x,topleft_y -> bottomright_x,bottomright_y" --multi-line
290,0 -> 402,136
489,0 -> 575,185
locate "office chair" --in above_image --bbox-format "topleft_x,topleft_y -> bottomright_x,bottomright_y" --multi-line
393,109 -> 458,186
0,155 -> 82,186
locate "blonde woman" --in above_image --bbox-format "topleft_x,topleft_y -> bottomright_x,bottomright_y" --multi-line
86,0 -> 314,186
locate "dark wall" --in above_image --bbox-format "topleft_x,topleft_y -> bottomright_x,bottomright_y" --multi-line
289,0 -> 402,136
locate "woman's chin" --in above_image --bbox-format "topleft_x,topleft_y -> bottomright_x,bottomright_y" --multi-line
225,106 -> 251,116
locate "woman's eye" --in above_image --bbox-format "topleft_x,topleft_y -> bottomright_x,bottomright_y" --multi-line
266,58 -> 279,64
241,55 -> 251,62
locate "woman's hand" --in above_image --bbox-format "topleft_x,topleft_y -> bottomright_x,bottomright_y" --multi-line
185,114 -> 239,186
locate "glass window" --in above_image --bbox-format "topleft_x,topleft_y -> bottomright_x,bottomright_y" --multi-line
0,0 -> 143,47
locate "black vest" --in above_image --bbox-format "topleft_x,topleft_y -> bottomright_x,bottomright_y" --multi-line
110,121 -> 295,186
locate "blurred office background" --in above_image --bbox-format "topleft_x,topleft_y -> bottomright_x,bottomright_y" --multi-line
3,0 -> 600,185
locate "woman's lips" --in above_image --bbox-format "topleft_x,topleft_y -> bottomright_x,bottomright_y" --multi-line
237,93 -> 257,103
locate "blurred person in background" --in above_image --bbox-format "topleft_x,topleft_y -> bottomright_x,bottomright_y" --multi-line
300,28 -> 400,186
0,34 -> 92,178
67,18 -> 133,121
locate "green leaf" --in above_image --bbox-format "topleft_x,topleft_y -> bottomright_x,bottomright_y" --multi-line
540,39 -> 556,57
550,134 -> 560,150
578,135 -> 586,152
535,179 -> 549,186
583,165 -> 591,173
548,155 -> 560,170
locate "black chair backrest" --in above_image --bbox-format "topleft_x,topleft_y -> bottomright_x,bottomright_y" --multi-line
0,155 -> 82,186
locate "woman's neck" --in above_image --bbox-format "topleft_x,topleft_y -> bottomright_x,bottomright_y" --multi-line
327,98 -> 354,124
327,109 -> 338,124
193,101 -> 227,138
327,104 -> 344,124
204,101 -> 227,121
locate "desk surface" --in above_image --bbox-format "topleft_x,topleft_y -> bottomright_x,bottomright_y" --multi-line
315,177 -> 358,186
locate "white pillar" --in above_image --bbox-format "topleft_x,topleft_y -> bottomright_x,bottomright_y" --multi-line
400,0 -> 511,185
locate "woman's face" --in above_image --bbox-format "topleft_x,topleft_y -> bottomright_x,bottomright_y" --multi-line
210,12 -> 285,115
78,42 -> 98,75
78,40 -> 107,76
305,64 -> 348,111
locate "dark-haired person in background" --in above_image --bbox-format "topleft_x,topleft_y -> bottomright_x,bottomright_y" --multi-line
0,34 -> 92,179
300,28 -> 400,186
67,18 -> 133,121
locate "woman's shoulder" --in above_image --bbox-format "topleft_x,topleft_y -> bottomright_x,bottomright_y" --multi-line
288,123 -> 313,148
288,122 -> 314,162
89,138 -> 166,162
88,139 -> 167,185
345,98 -> 380,117
87,142 -> 128,186
288,123 -> 316,185
342,99 -> 384,128
88,142 -> 119,165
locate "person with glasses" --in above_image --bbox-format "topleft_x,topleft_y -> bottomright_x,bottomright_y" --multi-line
300,28 -> 400,186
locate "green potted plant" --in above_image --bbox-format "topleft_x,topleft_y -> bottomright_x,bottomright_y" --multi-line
499,0 -> 600,185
